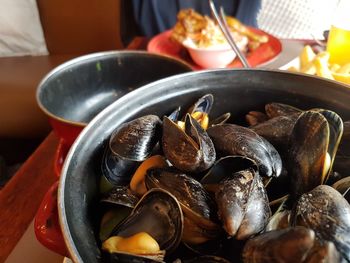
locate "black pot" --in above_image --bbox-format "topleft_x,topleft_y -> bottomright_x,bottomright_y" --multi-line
58,69 -> 350,262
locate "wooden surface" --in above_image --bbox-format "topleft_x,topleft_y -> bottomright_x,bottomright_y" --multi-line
0,37 -> 146,263
0,133 -> 59,262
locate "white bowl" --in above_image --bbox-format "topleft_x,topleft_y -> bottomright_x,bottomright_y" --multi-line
185,44 -> 237,69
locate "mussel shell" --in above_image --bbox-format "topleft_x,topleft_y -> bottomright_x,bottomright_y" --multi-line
242,226 -> 315,263
287,111 -> 329,198
303,241 -> 341,263
146,168 -> 221,244
207,124 -> 282,178
215,168 -> 271,240
101,146 -> 138,186
251,114 -> 299,151
292,185 -> 350,262
186,94 -> 214,115
332,176 -> 350,203
209,112 -> 231,127
201,155 -> 258,186
100,186 -> 139,208
109,115 -> 162,162
265,102 -> 302,118
245,111 -> 268,126
111,188 -> 183,254
162,115 -> 216,173
313,109 -> 344,183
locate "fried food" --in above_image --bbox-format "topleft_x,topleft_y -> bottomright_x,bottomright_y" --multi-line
170,9 -> 267,50
288,45 -> 350,85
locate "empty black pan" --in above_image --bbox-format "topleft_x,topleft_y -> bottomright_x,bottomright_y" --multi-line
36,51 -> 192,145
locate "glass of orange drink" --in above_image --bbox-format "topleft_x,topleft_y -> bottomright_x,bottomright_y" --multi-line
326,1 -> 350,65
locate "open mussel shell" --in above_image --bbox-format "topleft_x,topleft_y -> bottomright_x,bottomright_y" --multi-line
186,94 -> 214,116
242,226 -> 316,263
207,124 -> 282,178
201,155 -> 258,187
287,110 -> 330,199
162,114 -> 216,173
109,115 -> 162,162
264,102 -> 302,118
312,109 -> 344,183
110,188 -> 183,256
332,176 -> 350,203
99,186 -> 139,242
100,186 -> 139,208
145,167 -> 222,244
291,185 -> 350,262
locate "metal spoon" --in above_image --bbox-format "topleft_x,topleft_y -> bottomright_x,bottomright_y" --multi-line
208,0 -> 251,68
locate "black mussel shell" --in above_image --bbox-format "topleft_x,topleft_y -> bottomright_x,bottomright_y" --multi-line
186,94 -> 214,115
251,114 -> 299,151
109,115 -> 162,162
162,115 -> 216,173
214,168 -> 270,240
101,186 -> 139,208
111,188 -> 183,255
207,124 -> 282,178
146,167 -> 221,244
103,251 -> 163,263
292,185 -> 350,262
182,255 -> 231,263
287,111 -> 329,198
265,102 -> 302,119
101,146 -> 138,187
242,227 -> 315,263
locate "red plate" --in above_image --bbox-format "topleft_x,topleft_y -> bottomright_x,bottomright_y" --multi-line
147,29 -> 282,70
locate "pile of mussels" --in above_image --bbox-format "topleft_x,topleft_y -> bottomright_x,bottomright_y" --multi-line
98,94 -> 350,263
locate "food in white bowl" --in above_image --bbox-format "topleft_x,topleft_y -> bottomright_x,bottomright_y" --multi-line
171,9 -> 268,68
182,32 -> 248,68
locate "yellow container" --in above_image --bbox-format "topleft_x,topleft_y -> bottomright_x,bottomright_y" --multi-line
327,25 -> 350,65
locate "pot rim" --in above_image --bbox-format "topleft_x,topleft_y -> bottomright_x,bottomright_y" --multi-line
36,50 -> 193,127
57,68 -> 350,262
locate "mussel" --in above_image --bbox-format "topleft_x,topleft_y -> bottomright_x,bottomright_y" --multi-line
162,114 -> 216,173
207,124 -> 282,178
201,156 -> 271,240
101,115 -> 162,188
102,188 -> 183,262
145,167 -> 222,245
291,185 -> 350,262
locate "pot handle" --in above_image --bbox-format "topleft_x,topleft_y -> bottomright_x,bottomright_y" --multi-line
34,181 -> 69,257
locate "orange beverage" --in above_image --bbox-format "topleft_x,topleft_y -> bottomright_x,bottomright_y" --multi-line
327,25 -> 350,65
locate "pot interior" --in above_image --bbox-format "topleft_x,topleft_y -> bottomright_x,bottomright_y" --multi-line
59,69 -> 350,263
37,51 -> 192,125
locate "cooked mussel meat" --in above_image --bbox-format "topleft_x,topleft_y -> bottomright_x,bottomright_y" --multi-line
103,188 -> 183,262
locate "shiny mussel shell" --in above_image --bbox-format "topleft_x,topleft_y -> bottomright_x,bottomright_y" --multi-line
207,124 -> 282,178
146,167 -> 221,244
292,185 -> 350,262
109,115 -> 162,161
287,111 -> 330,198
162,114 -> 216,173
109,188 -> 184,257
